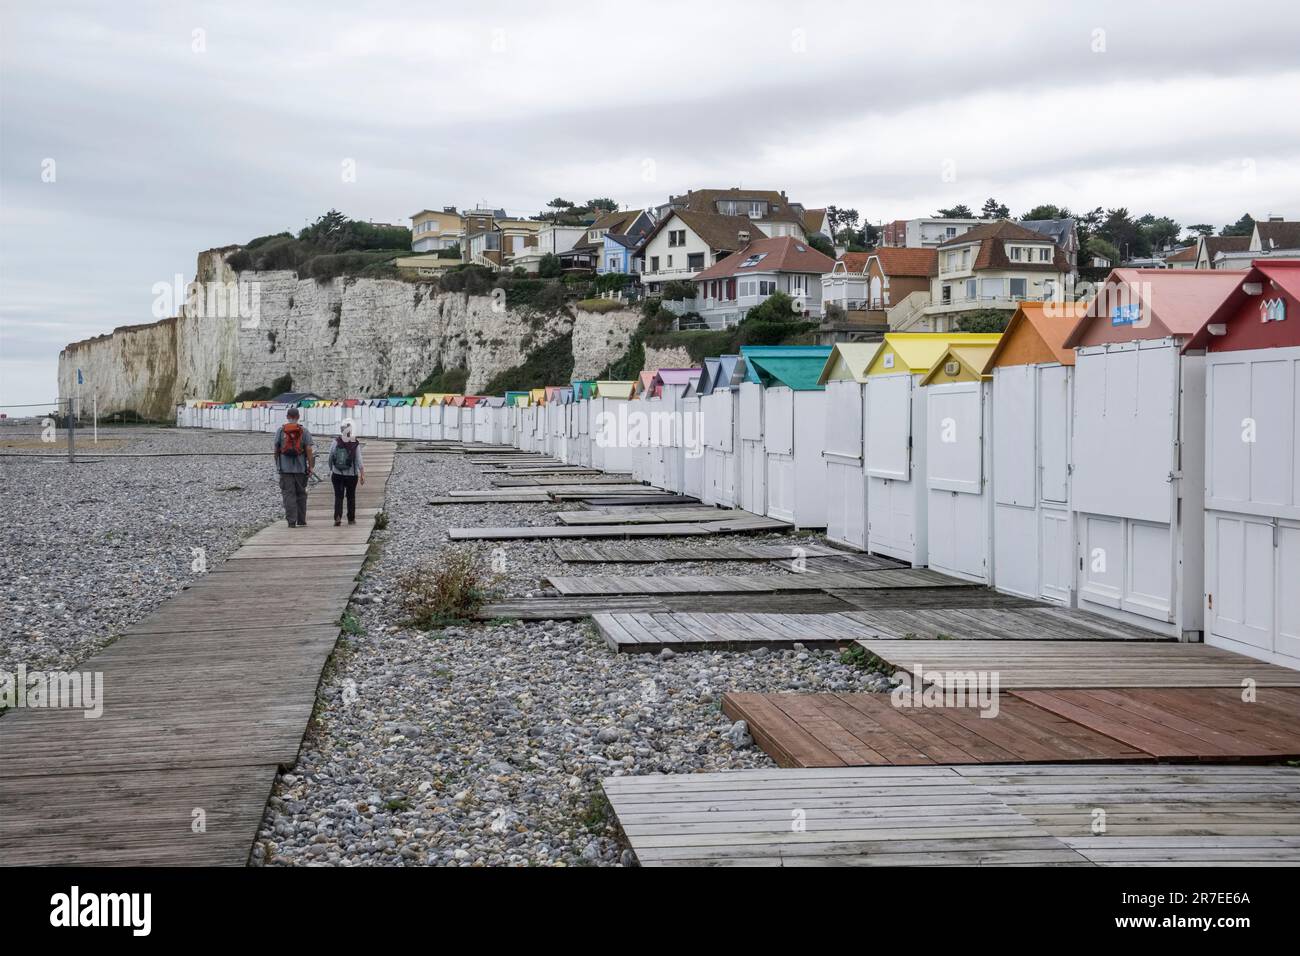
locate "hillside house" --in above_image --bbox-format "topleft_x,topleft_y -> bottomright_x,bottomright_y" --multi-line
690,235 -> 834,328
637,209 -> 763,293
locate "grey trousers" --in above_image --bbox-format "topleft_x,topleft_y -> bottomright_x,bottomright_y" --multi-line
279,472 -> 309,524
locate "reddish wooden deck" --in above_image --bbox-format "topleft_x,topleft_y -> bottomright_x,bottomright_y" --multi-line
722,688 -> 1300,768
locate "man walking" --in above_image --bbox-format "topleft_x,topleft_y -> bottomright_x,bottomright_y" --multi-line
274,406 -> 315,527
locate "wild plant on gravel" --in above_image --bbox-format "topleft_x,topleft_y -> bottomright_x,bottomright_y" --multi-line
397,550 -> 503,629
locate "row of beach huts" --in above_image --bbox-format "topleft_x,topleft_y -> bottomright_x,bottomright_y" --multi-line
179,264 -> 1300,671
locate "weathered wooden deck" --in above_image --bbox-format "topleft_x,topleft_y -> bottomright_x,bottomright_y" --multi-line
603,765 -> 1300,866
590,604 -> 1153,653
555,506 -> 749,525
0,442 -> 395,865
549,567 -> 970,595
448,513 -> 790,540
481,591 -> 864,620
552,541 -> 844,563
860,638 -> 1300,687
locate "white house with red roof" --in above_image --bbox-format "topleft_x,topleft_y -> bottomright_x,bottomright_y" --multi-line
689,236 -> 836,328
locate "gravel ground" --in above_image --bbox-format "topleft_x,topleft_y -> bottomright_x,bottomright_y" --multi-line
256,447 -> 891,867
0,423 -> 282,673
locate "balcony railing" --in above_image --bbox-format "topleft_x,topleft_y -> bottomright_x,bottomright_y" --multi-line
644,266 -> 701,278
823,297 -> 888,311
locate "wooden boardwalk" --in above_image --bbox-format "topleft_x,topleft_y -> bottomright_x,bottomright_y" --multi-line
603,765 -> 1300,866
0,442 -> 395,865
860,639 -> 1300,687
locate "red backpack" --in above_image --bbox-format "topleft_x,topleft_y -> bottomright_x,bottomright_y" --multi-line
280,422 -> 304,458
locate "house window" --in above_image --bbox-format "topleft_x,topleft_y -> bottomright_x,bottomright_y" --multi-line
1009,277 -> 1027,298
750,201 -> 763,218
609,257 -> 618,271
687,252 -> 704,270
942,284 -> 952,304
667,255 -> 673,268
965,278 -> 976,300
1038,247 -> 1051,262
759,280 -> 776,295
668,229 -> 685,247
945,226 -> 957,238
1011,246 -> 1023,261
980,277 -> 1003,299
961,249 -> 970,269
650,256 -> 660,272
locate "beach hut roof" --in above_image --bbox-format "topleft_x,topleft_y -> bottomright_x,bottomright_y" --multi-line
653,368 -> 701,386
740,345 -> 833,389
713,354 -> 748,390
1181,260 -> 1300,351
983,301 -> 1087,371
694,357 -> 722,396
1062,269 -> 1245,348
919,343 -> 1000,385
594,380 -> 635,399
864,333 -> 1003,376
817,342 -> 883,384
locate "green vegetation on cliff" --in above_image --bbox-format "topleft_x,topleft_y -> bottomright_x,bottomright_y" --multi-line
226,210 -> 411,282
482,331 -> 575,394
232,373 -> 293,403
602,298 -> 818,374
413,364 -> 470,395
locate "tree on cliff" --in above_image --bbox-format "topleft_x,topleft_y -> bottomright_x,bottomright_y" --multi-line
296,210 -> 409,252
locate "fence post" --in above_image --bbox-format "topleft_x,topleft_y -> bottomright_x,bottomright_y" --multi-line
66,397 -> 76,463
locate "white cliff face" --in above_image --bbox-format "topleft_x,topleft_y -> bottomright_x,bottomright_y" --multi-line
570,307 -> 641,379
643,344 -> 695,373
58,250 -> 644,419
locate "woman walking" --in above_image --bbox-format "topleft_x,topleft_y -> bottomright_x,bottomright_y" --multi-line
326,418 -> 365,526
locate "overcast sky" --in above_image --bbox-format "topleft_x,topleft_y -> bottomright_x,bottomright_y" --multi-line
3,0 -> 1299,410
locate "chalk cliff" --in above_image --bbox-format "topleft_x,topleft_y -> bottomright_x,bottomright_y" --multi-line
58,249 -> 640,420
